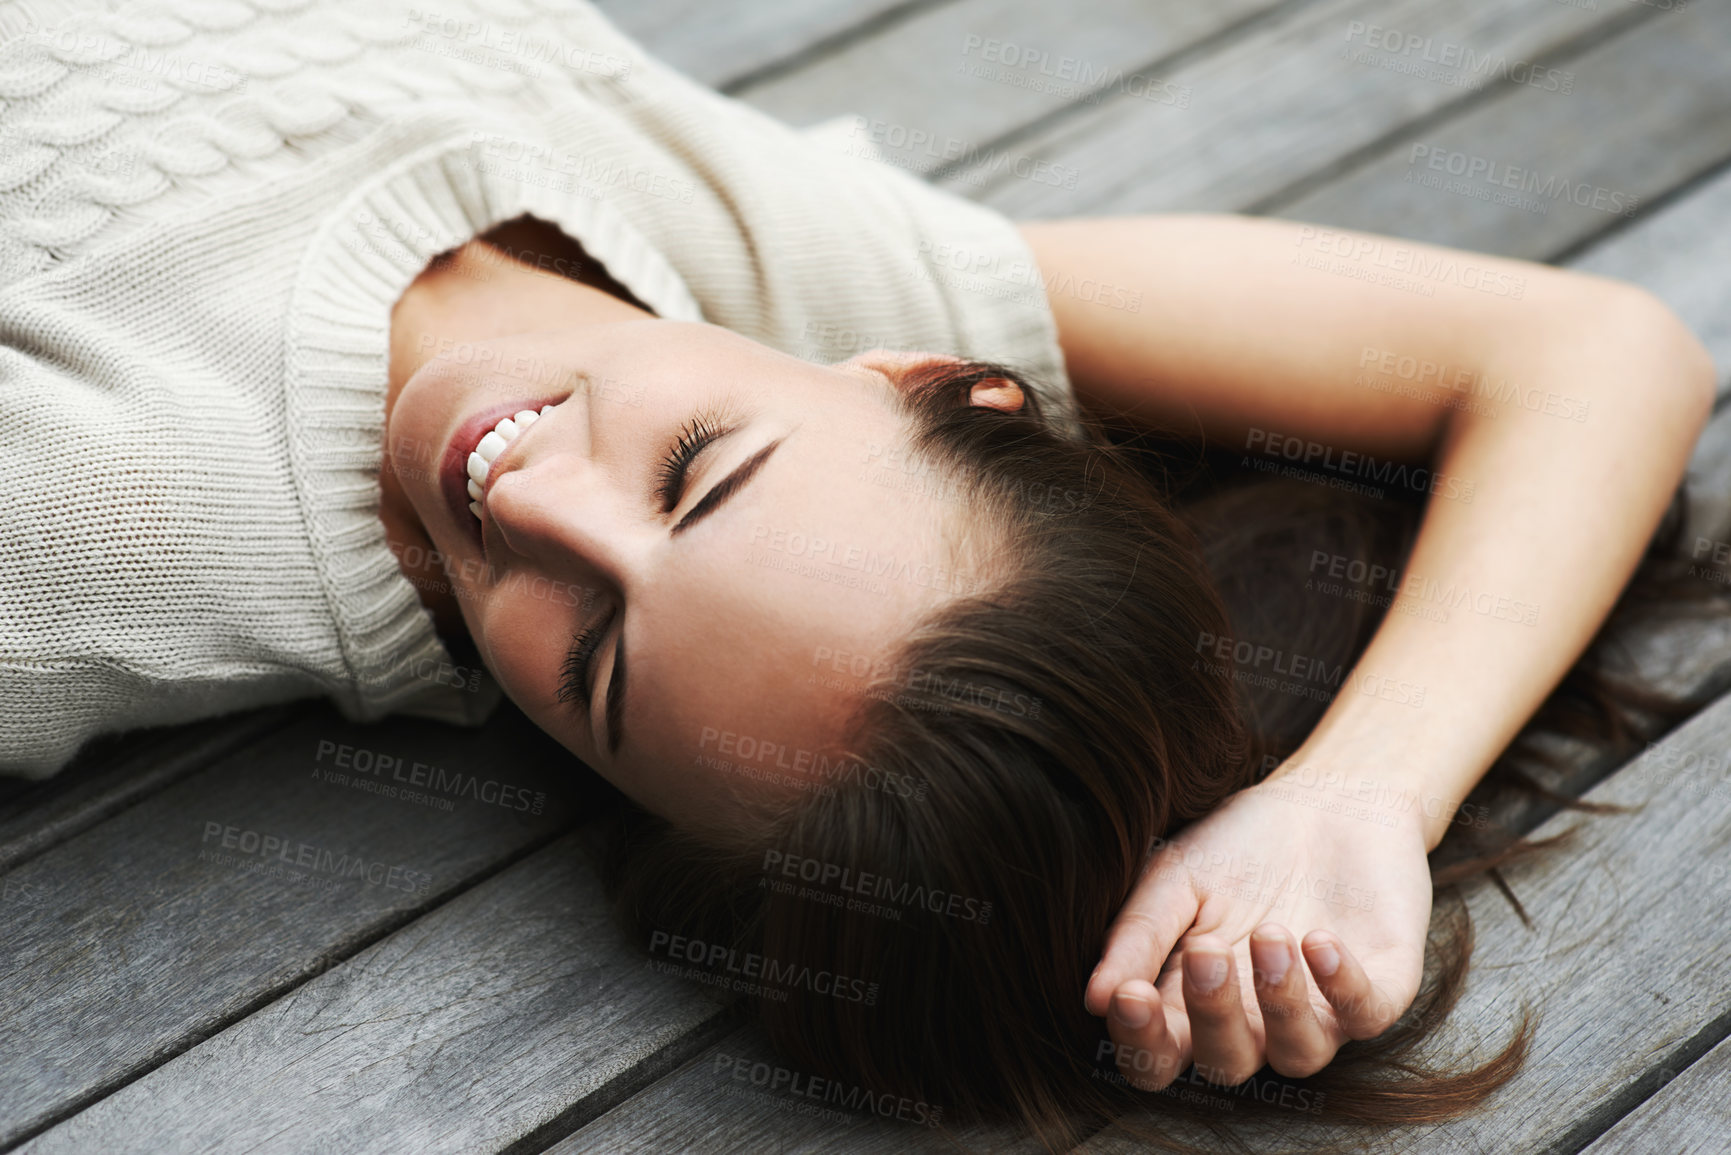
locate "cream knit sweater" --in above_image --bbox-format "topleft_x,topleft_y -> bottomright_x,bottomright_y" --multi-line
0,0 -> 1082,778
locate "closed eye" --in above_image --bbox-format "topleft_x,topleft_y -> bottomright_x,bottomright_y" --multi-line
654,410 -> 734,514
556,602 -> 616,709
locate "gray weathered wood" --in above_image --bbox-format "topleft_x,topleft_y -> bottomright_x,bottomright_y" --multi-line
0,701 -> 596,1150
548,1026 -> 1042,1154
1074,690 -> 1731,1153
0,705 -> 297,875
1555,164 -> 1731,714
9,2 -> 1731,1151
590,0 -> 930,92
1271,2 -> 1731,262
941,0 -> 1662,216
13,831 -> 735,1155
737,0 -> 1287,178
1581,1034 -> 1731,1155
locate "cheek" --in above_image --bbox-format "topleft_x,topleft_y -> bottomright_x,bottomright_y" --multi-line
474,591 -> 571,709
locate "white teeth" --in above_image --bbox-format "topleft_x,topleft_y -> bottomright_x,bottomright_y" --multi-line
541,405 -> 552,415
466,408 -> 552,521
475,430 -> 508,463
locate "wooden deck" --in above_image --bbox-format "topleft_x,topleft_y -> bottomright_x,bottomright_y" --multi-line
5,1 -> 1731,1151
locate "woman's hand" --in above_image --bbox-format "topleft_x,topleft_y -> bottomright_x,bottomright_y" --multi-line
1085,765 -> 1435,1089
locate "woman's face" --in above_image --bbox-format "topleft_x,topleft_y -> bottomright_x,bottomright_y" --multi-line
389,320 -> 973,830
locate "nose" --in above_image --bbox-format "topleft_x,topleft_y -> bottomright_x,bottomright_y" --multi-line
485,448 -> 642,586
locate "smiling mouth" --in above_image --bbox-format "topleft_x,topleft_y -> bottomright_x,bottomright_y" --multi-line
464,405 -> 555,518
438,396 -> 567,547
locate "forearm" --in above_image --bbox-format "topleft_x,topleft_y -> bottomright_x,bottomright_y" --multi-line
1282,296 -> 1714,849
1020,215 -> 1716,849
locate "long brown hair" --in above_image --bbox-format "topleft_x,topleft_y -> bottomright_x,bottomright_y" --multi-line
600,358 -> 1706,1150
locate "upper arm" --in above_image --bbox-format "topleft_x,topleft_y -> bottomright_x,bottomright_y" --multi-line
1016,214 -> 1702,459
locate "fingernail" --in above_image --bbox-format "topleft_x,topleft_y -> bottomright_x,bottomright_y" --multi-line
1308,939 -> 1341,978
1250,933 -> 1289,987
1184,948 -> 1229,992
1112,996 -> 1152,1029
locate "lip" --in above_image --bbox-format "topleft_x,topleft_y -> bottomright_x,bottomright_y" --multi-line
439,395 -> 568,550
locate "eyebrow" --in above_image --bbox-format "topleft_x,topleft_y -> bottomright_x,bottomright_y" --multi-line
603,433 -> 786,755
672,435 -> 784,537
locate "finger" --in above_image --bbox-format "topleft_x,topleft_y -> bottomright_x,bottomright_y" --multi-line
1086,861 -> 1201,1017
1105,981 -> 1188,1091
1182,934 -> 1261,1086
1249,923 -> 1336,1078
1302,930 -> 1401,1039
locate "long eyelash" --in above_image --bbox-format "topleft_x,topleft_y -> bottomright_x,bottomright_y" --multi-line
556,609 -> 612,706
654,409 -> 727,514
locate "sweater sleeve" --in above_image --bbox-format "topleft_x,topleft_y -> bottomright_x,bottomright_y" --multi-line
0,344 -> 346,778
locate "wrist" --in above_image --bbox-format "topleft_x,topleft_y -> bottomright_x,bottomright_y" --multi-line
1265,750 -> 1485,852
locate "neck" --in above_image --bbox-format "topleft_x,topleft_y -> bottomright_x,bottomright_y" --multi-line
381,221 -> 652,646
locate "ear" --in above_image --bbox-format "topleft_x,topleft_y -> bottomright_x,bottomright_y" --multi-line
967,377 -> 1025,413
840,350 -> 1024,411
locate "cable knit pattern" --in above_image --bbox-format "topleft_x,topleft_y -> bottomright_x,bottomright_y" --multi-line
0,0 -> 1081,777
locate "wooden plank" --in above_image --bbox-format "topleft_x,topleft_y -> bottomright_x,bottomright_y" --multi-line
735,0 -> 1286,178
547,1026 -> 1041,1154
940,0 -> 1661,215
0,705 -> 298,874
589,0 -> 930,92
0,700 -> 600,1150
1071,691 -> 1731,1153
1270,2 -> 1731,261
1581,1034 -> 1731,1155
12,831 -> 736,1155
